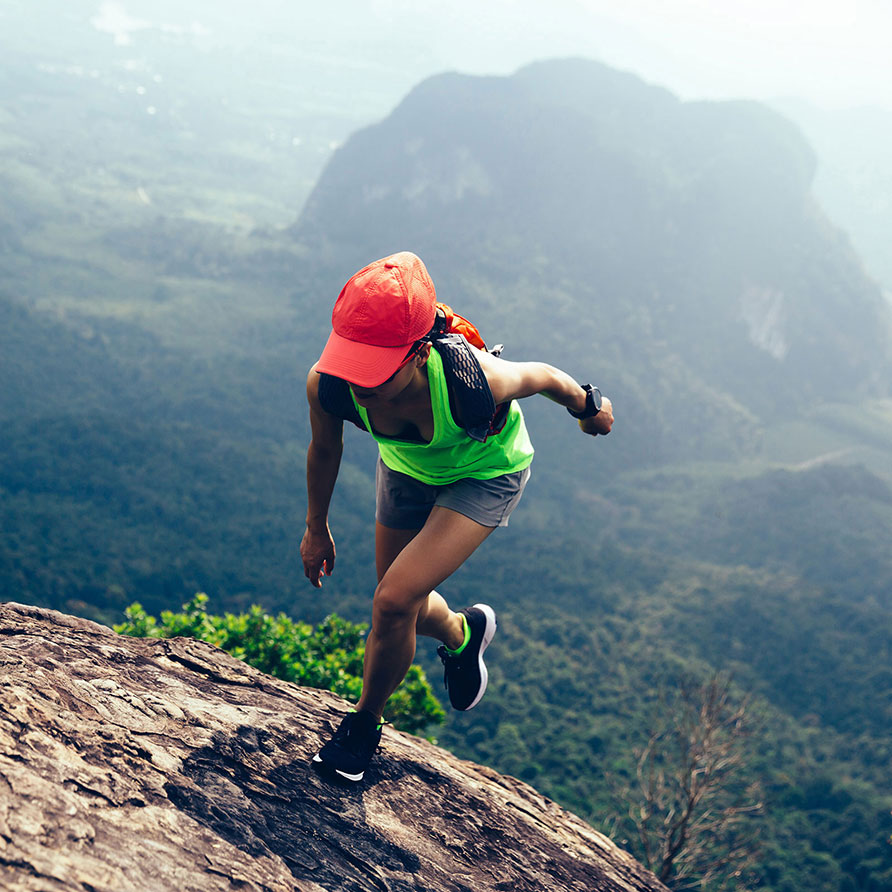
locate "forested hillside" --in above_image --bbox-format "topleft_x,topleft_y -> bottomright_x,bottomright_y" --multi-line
2,44 -> 892,891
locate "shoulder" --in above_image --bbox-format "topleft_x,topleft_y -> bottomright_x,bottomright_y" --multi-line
307,363 -> 345,415
306,365 -> 346,440
475,349 -> 524,404
306,363 -> 323,408
476,351 -> 565,404
308,363 -> 368,431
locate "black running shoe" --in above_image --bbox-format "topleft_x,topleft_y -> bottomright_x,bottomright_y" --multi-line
312,710 -> 382,782
437,604 -> 497,711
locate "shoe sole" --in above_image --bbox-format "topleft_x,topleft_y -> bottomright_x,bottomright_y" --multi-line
461,603 -> 497,711
312,753 -> 364,782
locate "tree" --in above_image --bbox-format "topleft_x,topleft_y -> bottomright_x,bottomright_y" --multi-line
115,593 -> 445,735
609,674 -> 763,890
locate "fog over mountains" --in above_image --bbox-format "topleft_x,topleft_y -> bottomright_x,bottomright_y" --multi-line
773,99 -> 892,294
4,12 -> 892,887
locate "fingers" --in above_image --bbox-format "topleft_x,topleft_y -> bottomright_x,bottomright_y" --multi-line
303,553 -> 322,587
593,397 -> 614,434
578,411 -> 613,436
303,555 -> 334,588
599,397 -> 614,433
300,528 -> 336,588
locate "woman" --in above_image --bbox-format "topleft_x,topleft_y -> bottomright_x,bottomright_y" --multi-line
301,252 -> 613,782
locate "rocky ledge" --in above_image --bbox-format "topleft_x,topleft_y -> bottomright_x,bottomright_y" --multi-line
0,602 -> 666,892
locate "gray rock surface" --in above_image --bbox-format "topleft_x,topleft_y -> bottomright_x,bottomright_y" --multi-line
0,602 -> 668,892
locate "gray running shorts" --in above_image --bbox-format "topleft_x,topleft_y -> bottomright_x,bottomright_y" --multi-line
375,457 -> 532,530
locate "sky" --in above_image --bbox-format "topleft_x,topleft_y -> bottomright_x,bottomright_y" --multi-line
563,0 -> 892,109
16,0 -> 890,114
412,0 -> 892,111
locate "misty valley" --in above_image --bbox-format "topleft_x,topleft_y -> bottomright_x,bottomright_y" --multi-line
2,15 -> 892,891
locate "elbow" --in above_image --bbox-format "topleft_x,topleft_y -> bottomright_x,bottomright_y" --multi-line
308,440 -> 343,466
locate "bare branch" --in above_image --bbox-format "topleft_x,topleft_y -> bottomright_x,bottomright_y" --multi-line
607,673 -> 763,890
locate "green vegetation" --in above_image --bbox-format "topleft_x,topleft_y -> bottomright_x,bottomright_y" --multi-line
3,45 -> 892,892
428,549 -> 892,892
115,594 -> 444,735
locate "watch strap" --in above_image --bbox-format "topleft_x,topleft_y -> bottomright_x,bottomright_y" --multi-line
567,384 -> 602,419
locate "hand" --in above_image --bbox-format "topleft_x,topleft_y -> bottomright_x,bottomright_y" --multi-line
579,396 -> 613,436
300,526 -> 336,588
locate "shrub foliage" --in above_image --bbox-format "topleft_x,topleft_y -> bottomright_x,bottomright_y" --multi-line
115,593 -> 445,734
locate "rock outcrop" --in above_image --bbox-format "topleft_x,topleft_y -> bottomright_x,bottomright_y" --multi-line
0,602 -> 667,892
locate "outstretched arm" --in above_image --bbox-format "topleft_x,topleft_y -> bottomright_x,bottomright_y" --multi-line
476,350 -> 614,436
301,364 -> 345,587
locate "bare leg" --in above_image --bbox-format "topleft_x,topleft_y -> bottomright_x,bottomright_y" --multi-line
374,524 -> 465,648
356,507 -> 495,719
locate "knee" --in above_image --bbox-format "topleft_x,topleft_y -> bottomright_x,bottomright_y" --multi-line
372,578 -> 422,625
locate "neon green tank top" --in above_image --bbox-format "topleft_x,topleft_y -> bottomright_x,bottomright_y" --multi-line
352,348 -> 534,485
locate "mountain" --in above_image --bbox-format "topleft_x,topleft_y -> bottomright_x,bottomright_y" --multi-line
0,601 -> 667,892
3,53 -> 892,890
773,99 -> 892,293
284,59 -> 892,889
292,59 -> 892,467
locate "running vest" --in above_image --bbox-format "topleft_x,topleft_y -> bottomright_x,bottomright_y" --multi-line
353,349 -> 534,486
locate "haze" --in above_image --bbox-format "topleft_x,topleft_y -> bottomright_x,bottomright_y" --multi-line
6,0 -> 890,113
13,0 -> 887,112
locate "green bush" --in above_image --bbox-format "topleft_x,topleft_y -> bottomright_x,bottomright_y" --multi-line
115,593 -> 445,734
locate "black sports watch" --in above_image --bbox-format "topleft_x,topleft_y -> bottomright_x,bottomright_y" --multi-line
567,384 -> 602,419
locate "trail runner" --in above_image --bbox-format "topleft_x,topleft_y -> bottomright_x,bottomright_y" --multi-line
302,252 -> 613,781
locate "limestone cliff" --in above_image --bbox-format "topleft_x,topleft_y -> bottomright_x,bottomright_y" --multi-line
0,602 -> 667,892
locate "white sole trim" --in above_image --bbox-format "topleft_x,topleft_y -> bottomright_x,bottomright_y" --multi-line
464,603 -> 497,711
312,753 -> 364,782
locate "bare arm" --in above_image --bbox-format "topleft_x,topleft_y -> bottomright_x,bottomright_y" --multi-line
476,350 -> 614,436
301,364 -> 345,587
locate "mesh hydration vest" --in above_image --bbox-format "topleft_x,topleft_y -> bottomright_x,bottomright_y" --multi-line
318,305 -> 509,443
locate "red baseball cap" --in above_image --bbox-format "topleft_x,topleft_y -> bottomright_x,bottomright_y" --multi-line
316,252 -> 438,387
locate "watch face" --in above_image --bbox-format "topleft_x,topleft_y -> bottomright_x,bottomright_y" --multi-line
569,385 -> 601,418
591,387 -> 602,413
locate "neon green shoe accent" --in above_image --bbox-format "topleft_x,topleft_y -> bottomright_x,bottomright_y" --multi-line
445,614 -> 471,656
350,708 -> 385,731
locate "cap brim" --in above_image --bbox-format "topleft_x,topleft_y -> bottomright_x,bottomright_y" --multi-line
315,329 -> 411,388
